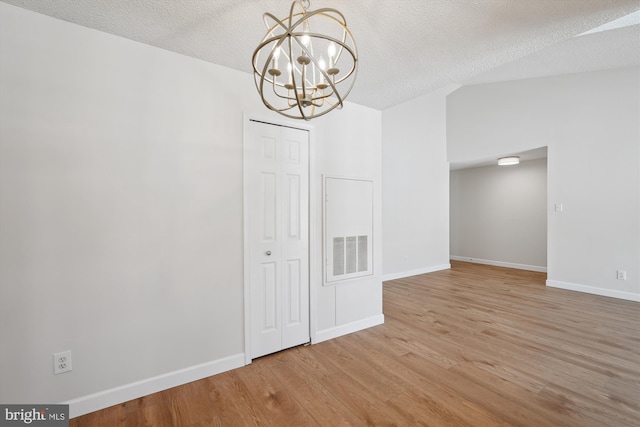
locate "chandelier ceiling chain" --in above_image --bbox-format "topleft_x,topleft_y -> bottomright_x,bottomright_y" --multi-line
252,1 -> 358,120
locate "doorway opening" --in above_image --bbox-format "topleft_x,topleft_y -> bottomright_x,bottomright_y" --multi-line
449,146 -> 548,274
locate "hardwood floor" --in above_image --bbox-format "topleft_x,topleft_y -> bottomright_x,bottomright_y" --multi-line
70,261 -> 640,426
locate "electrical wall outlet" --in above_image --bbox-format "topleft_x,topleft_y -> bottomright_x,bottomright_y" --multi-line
617,270 -> 627,281
53,350 -> 72,375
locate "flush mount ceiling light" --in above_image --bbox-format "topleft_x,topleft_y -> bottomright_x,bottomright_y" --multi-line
498,156 -> 520,166
252,0 -> 358,120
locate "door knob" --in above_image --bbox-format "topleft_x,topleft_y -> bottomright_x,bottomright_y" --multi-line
266,251 -> 272,256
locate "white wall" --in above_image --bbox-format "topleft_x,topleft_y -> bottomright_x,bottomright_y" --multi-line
450,158 -> 547,271
381,87 -> 453,280
448,67 -> 639,301
313,108 -> 383,339
0,3 -> 382,414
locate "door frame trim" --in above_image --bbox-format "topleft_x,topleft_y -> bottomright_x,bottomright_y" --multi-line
242,113 -> 317,365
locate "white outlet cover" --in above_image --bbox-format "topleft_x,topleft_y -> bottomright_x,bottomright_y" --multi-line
53,350 -> 72,375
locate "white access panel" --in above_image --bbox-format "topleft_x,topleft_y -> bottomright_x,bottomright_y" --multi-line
324,176 -> 374,284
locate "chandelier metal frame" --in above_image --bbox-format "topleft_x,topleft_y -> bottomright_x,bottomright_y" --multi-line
252,0 -> 358,120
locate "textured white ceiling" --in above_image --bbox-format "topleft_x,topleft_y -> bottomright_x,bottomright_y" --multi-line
464,15 -> 640,86
2,0 -> 638,110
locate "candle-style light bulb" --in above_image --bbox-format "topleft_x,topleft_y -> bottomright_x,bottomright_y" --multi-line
268,46 -> 282,77
326,42 -> 340,76
327,42 -> 336,67
317,58 -> 328,89
301,21 -> 311,47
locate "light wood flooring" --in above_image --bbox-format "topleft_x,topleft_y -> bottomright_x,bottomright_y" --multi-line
71,261 -> 640,426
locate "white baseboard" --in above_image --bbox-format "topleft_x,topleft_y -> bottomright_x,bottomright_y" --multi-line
546,280 -> 640,302
382,264 -> 451,282
450,256 -> 547,273
313,314 -> 384,344
66,353 -> 245,419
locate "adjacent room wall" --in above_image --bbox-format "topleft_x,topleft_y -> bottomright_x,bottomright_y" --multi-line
450,158 -> 548,271
381,87 -> 454,281
448,67 -> 639,301
0,3 -> 382,414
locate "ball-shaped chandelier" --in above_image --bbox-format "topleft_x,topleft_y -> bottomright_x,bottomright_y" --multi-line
252,0 -> 358,120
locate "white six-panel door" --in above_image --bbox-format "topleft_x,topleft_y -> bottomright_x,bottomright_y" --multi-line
246,120 -> 309,359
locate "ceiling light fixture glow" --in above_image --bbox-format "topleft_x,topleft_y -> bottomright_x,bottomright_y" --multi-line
498,156 -> 520,166
252,0 -> 358,120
